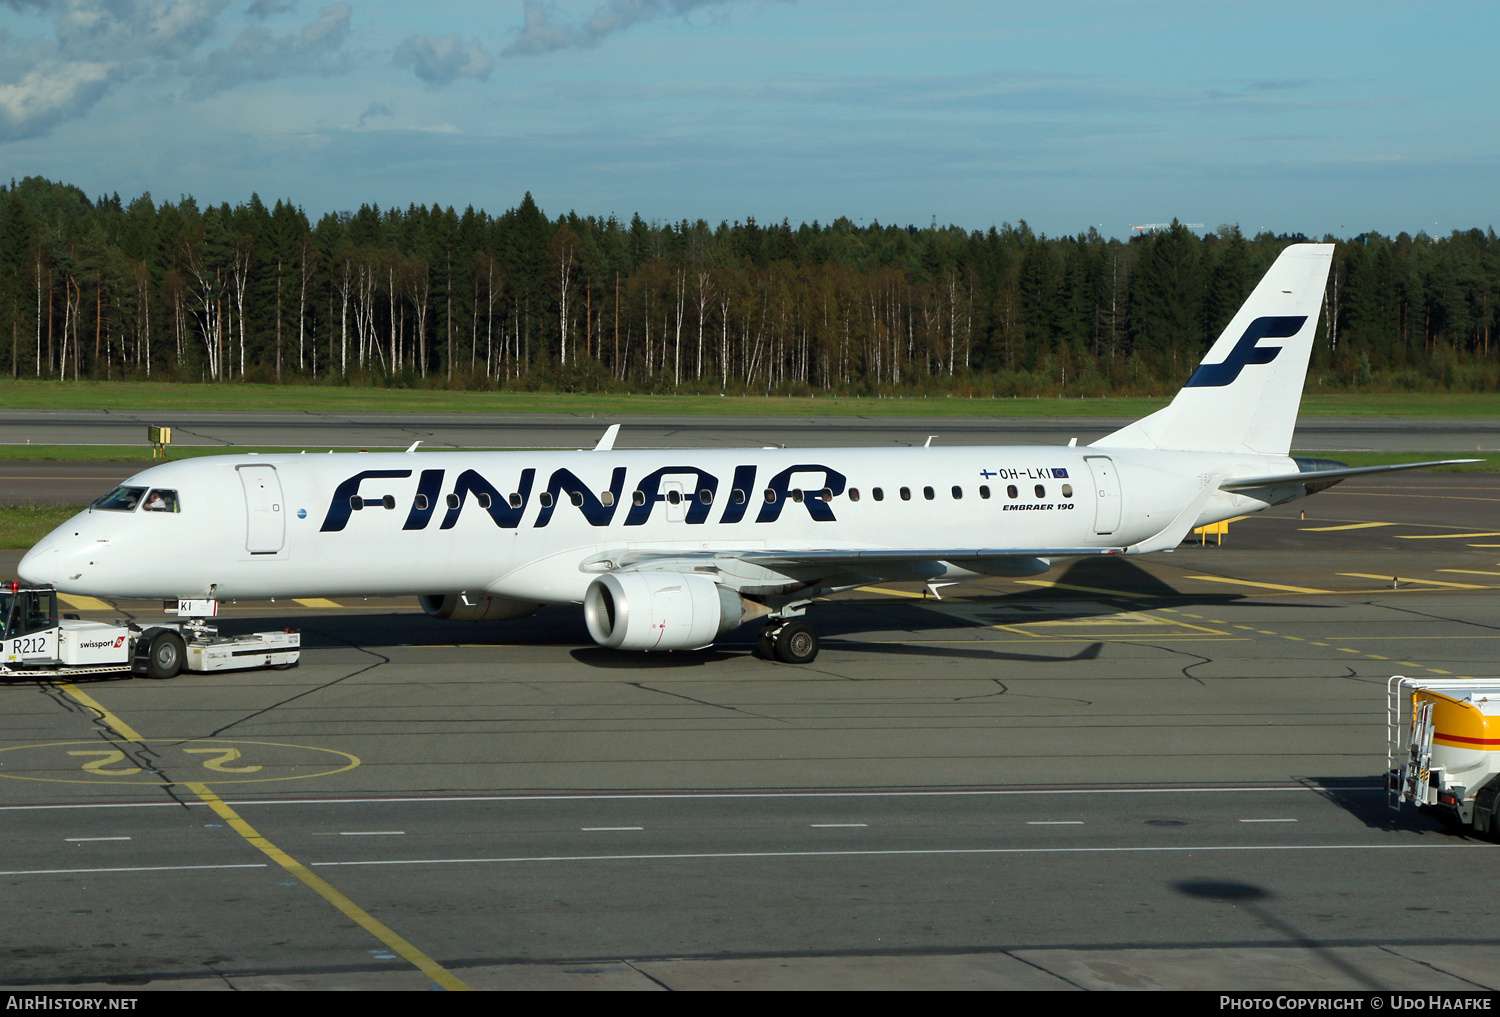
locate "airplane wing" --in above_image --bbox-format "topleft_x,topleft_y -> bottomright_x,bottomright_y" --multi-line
1220,459 -> 1481,491
737,546 -> 1122,567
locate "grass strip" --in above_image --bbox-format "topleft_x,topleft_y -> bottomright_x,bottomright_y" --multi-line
0,504 -> 83,549
0,380 -> 1494,418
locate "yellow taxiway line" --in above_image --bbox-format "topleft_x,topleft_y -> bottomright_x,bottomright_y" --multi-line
1340,573 -> 1488,589
1298,522 -> 1394,532
52,682 -> 468,991
1185,576 -> 1332,594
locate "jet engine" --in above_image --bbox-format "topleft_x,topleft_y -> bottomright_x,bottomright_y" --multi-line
583,572 -> 761,651
418,593 -> 541,622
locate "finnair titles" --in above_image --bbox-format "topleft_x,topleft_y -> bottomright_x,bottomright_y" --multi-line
19,245 -> 1476,664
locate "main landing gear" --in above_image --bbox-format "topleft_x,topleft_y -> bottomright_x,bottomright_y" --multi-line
758,620 -> 820,664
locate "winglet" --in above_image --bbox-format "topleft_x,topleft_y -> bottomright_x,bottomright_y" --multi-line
594,424 -> 621,452
405,441 -> 422,454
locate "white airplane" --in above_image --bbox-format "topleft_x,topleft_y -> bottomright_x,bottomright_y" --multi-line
17,244 -> 1475,663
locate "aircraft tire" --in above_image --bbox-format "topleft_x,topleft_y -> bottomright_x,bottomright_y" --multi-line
144,629 -> 185,680
774,622 -> 819,664
756,629 -> 776,660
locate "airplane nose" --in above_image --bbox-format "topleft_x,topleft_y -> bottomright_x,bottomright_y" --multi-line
18,543 -> 60,585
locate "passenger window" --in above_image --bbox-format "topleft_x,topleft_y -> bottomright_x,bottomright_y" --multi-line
666,490 -> 681,505
764,488 -> 777,503
792,490 -> 804,503
539,492 -> 554,508
350,495 -> 364,511
873,488 -> 884,501
900,487 -> 911,501
951,486 -> 962,500
414,494 -> 429,511
510,493 -> 524,509
1061,484 -> 1073,498
923,486 -> 934,500
849,488 -> 861,502
731,489 -> 746,504
382,495 -> 396,510
446,493 -> 460,510
142,489 -> 179,512
94,486 -> 147,512
600,491 -> 614,507
1007,485 -> 1018,499
819,487 -> 833,502
979,485 -> 991,499
699,489 -> 712,505
1035,484 -> 1046,498
632,490 -> 646,506
476,493 -> 492,509
571,491 -> 585,507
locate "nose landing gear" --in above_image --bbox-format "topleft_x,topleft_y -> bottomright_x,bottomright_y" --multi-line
758,619 -> 820,664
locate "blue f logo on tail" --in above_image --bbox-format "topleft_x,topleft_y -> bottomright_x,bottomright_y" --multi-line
1184,315 -> 1307,388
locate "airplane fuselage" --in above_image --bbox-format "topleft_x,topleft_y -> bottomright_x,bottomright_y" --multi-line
19,445 -> 1303,603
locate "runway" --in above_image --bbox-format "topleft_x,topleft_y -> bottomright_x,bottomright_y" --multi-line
1,421 -> 1498,990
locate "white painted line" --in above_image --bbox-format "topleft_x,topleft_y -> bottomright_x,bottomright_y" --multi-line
309,843 -> 1471,869
1027,821 -> 1084,826
338,831 -> 405,836
64,836 -> 131,842
1239,818 -> 1298,823
811,823 -> 868,828
581,827 -> 643,831
0,785 -> 1385,811
1,864 -> 267,877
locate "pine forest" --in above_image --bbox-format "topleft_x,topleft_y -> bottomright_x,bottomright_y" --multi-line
1,176 -> 1497,397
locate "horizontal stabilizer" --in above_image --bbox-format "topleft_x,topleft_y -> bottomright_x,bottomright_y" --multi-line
1221,459 -> 1482,491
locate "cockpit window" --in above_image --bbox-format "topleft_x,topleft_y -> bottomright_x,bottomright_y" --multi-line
93,486 -> 147,511
143,489 -> 180,513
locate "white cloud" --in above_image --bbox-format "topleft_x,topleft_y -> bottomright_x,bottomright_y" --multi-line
190,2 -> 351,96
0,58 -> 112,140
393,34 -> 493,84
0,0 -> 355,141
503,0 -> 738,56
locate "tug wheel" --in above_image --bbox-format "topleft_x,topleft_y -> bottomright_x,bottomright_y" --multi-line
144,630 -> 185,680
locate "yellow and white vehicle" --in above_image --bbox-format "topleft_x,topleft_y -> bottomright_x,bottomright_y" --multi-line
0,583 -> 298,680
1388,675 -> 1500,837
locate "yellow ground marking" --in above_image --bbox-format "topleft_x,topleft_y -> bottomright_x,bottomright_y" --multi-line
51,685 -> 461,989
1185,576 -> 1332,594
856,586 -> 928,600
1340,573 -> 1487,589
1367,655 -> 1389,660
1015,580 -> 1155,598
1299,521 -> 1394,532
1467,544 -> 1500,548
293,598 -> 342,608
1396,532 -> 1500,540
187,783 -> 469,991
57,683 -> 144,742
1310,641 -> 1329,647
1429,669 -> 1454,675
58,594 -> 112,611
1438,569 -> 1500,577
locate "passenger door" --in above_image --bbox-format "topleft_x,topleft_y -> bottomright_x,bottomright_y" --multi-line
238,465 -> 285,554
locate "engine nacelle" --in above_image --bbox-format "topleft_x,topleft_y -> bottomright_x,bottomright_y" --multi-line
418,593 -> 541,622
583,572 -> 755,651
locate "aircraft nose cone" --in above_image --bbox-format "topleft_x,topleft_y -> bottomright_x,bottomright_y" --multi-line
18,543 -> 60,586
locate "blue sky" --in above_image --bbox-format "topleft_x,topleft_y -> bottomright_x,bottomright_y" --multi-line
1,1 -> 1495,238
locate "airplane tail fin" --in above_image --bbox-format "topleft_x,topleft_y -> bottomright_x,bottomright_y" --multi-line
1092,243 -> 1334,456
